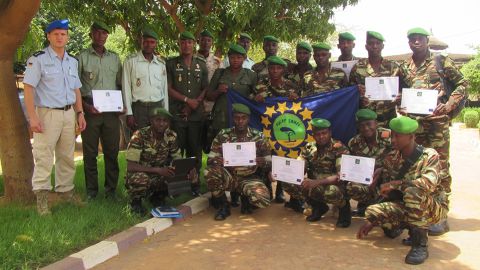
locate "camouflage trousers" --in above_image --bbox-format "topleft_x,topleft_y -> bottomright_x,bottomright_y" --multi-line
125,172 -> 167,200
416,117 -> 451,194
205,166 -> 271,208
346,182 -> 378,204
365,186 -> 448,230
283,182 -> 346,207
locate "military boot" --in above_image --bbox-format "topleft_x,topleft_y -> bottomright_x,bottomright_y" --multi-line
230,191 -> 240,207
336,200 -> 352,228
130,199 -> 147,216
383,227 -> 404,239
405,228 -> 429,265
274,182 -> 285,203
35,190 -> 51,216
214,195 -> 231,221
352,202 -> 368,217
149,191 -> 166,208
306,200 -> 330,222
428,219 -> 450,236
60,190 -> 85,206
240,195 -> 253,214
285,198 -> 304,213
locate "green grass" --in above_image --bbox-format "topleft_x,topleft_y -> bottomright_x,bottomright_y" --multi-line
0,152 -> 208,270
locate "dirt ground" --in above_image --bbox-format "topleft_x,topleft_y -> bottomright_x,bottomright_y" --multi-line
94,125 -> 480,270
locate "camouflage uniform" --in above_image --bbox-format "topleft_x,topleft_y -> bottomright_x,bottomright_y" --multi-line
205,127 -> 271,208
196,52 -> 222,82
254,77 -> 300,100
346,128 -> 392,204
252,58 -> 291,81
284,62 -> 313,90
406,52 -> 468,194
349,58 -> 411,127
303,65 -> 349,97
284,139 -> 350,207
125,127 -> 182,200
366,147 -> 448,230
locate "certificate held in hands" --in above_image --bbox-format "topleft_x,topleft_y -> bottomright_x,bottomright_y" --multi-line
331,60 -> 358,78
365,76 -> 399,101
340,154 -> 375,185
272,156 -> 305,185
92,90 -> 124,112
222,142 -> 256,167
401,88 -> 438,115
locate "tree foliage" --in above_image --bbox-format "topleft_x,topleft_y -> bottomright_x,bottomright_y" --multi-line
461,47 -> 480,96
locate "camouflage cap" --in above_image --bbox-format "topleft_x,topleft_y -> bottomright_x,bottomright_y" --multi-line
312,42 -> 331,51
239,32 -> 252,41
296,41 -> 313,52
232,103 -> 251,115
267,56 -> 287,67
45,19 -> 69,33
311,118 -> 331,129
366,31 -> 385,42
180,31 -> 195,40
142,28 -> 159,40
91,21 -> 110,33
389,116 -> 418,134
200,29 -> 214,38
263,35 -> 279,43
228,43 -> 247,55
407,27 -> 430,37
356,109 -> 377,122
339,32 -> 356,41
149,107 -> 172,119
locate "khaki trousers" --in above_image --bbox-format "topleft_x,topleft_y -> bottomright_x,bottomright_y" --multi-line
32,107 -> 76,192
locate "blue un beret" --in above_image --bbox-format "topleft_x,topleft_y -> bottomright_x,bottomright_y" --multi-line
45,19 -> 69,33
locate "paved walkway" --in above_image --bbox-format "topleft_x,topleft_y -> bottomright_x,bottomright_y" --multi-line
94,125 -> 480,270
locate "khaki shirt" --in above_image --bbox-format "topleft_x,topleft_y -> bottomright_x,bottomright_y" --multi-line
122,51 -> 168,115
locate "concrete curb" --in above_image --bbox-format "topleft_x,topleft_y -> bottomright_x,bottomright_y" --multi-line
41,193 -> 211,270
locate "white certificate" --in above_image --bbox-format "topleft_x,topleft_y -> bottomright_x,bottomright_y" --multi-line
401,88 -> 438,115
331,60 -> 358,78
340,155 -> 375,185
272,156 -> 305,185
222,142 -> 256,167
365,76 -> 399,101
92,90 -> 124,112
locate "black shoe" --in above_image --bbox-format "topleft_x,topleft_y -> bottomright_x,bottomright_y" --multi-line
149,192 -> 166,208
274,182 -> 285,203
230,191 -> 240,208
306,201 -> 329,222
191,183 -> 200,197
214,195 -> 230,221
241,195 -> 253,214
336,200 -> 352,228
428,219 -> 450,236
352,202 -> 367,217
285,198 -> 304,213
405,228 -> 429,265
130,199 -> 146,216
383,227 -> 403,239
87,194 -> 97,201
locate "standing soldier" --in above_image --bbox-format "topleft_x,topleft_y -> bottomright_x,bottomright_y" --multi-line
285,42 -> 314,90
349,31 -> 411,128
302,42 -> 348,97
404,27 -> 468,235
167,31 -> 209,196
337,32 -> 358,61
23,19 -> 86,215
123,29 -> 168,130
252,35 -> 290,81
196,29 -> 222,82
78,21 -> 122,200
206,104 -> 271,220
223,33 -> 255,69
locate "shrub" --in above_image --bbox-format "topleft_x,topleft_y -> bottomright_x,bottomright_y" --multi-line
453,107 -> 480,123
464,110 -> 480,128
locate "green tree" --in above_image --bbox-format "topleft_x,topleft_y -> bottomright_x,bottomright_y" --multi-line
461,47 -> 480,97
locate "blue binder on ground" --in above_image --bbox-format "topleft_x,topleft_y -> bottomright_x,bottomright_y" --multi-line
151,206 -> 183,218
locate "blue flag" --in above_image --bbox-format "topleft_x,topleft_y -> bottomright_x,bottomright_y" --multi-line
227,86 -> 359,158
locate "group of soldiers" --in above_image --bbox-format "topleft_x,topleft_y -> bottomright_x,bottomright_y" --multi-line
23,18 -> 467,265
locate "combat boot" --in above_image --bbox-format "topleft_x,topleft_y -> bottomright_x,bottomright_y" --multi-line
214,195 -> 231,221
428,219 -> 450,236
130,199 -> 147,216
383,227 -> 404,239
274,182 -> 285,203
240,195 -> 253,214
149,191 -> 166,208
60,190 -> 85,206
336,200 -> 352,228
306,200 -> 329,222
35,190 -> 51,216
352,202 -> 368,217
285,198 -> 304,213
405,228 -> 429,265
230,191 -> 240,207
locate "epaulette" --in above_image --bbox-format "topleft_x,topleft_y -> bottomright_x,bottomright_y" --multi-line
194,55 -> 206,63
68,53 -> 78,61
33,51 -> 45,57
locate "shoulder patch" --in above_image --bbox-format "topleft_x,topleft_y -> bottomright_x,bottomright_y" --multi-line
33,51 -> 45,57
381,130 -> 391,139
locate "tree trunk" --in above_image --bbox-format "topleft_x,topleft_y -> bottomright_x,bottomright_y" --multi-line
0,0 -> 41,203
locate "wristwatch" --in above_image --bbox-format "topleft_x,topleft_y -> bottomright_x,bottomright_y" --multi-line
183,96 -> 188,103
77,111 -> 85,116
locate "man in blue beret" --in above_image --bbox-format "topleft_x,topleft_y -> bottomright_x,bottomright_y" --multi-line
23,19 -> 86,215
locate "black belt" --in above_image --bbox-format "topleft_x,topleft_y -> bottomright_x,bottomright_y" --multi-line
49,105 -> 72,111
132,101 -> 163,106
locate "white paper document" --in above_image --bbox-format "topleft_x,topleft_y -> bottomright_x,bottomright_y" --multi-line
365,76 -> 399,101
222,142 -> 256,167
92,90 -> 124,112
340,155 -> 375,185
272,156 -> 305,185
331,60 -> 358,78
401,88 -> 438,115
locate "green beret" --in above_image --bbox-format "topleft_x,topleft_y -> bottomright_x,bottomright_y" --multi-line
356,109 -> 377,122
312,42 -> 331,51
389,116 -> 418,134
180,31 -> 195,40
407,27 -> 430,38
228,43 -> 247,55
91,21 -> 110,33
142,28 -> 158,40
311,118 -> 331,129
296,41 -> 312,52
339,32 -> 356,41
366,31 -> 385,42
149,107 -> 172,119
263,35 -> 279,43
200,29 -> 214,38
239,32 -> 252,41
267,56 -> 287,67
232,103 -> 251,115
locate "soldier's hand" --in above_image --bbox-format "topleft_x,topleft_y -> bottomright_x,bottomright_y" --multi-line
393,94 -> 402,105
358,84 -> 366,96
288,92 -> 299,101
77,113 -> 87,132
187,168 -> 198,183
209,156 -> 224,166
397,107 -> 408,116
268,172 -> 276,182
369,168 -> 382,191
218,84 -> 228,93
126,115 -> 137,130
186,98 -> 200,110
254,94 -> 265,103
360,96 -> 370,107
301,178 -> 317,190
156,167 -> 175,177
357,221 -> 374,239
29,115 -> 43,133
433,103 -> 447,116
85,103 -> 101,114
